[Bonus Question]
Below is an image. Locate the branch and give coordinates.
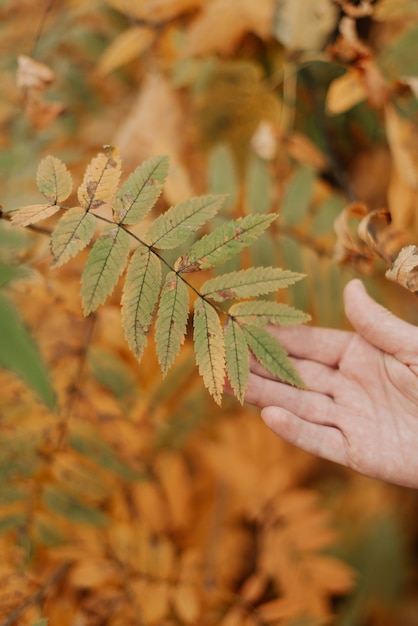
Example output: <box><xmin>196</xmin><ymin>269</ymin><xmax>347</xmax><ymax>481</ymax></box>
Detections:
<box><xmin>0</xmin><ymin>562</ymin><xmax>70</xmax><ymax>626</ymax></box>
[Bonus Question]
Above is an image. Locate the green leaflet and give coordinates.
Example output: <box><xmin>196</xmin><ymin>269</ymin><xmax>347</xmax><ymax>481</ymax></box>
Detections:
<box><xmin>280</xmin><ymin>165</ymin><xmax>315</xmax><ymax>226</ymax></box>
<box><xmin>155</xmin><ymin>272</ymin><xmax>190</xmax><ymax>375</ymax></box>
<box><xmin>36</xmin><ymin>155</ymin><xmax>73</xmax><ymax>204</ymax></box>
<box><xmin>229</xmin><ymin>300</ymin><xmax>311</xmax><ymax>326</ymax></box>
<box><xmin>175</xmin><ymin>214</ymin><xmax>277</xmax><ymax>272</ymax></box>
<box><xmin>121</xmin><ymin>247</ymin><xmax>162</xmax><ymax>360</ymax></box>
<box><xmin>193</xmin><ymin>297</ymin><xmax>225</xmax><ymax>405</ymax></box>
<box><xmin>224</xmin><ymin>319</ymin><xmax>249</xmax><ymax>405</ymax></box>
<box><xmin>81</xmin><ymin>225</ymin><xmax>130</xmax><ymax>315</ymax></box>
<box><xmin>42</xmin><ymin>486</ymin><xmax>109</xmax><ymax>527</ymax></box>
<box><xmin>201</xmin><ymin>267</ymin><xmax>304</xmax><ymax>302</ymax></box>
<box><xmin>243</xmin><ymin>325</ymin><xmax>305</xmax><ymax>388</ymax></box>
<box><xmin>0</xmin><ymin>293</ymin><xmax>55</xmax><ymax>408</ymax></box>
<box><xmin>77</xmin><ymin>146</ymin><xmax>121</xmax><ymax>210</ymax></box>
<box><xmin>112</xmin><ymin>155</ymin><xmax>169</xmax><ymax>224</ymax></box>
<box><xmin>51</xmin><ymin>207</ymin><xmax>96</xmax><ymax>267</ymax></box>
<box><xmin>146</xmin><ymin>194</ymin><xmax>225</xmax><ymax>249</ymax></box>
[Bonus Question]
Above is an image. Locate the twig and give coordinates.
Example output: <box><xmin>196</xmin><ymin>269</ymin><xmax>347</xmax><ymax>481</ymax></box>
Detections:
<box><xmin>31</xmin><ymin>0</ymin><xmax>59</xmax><ymax>58</ymax></box>
<box><xmin>0</xmin><ymin>562</ymin><xmax>70</xmax><ymax>626</ymax></box>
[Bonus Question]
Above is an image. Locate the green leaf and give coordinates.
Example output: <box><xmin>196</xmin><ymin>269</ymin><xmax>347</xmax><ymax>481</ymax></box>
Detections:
<box><xmin>11</xmin><ymin>203</ymin><xmax>61</xmax><ymax>227</ymax></box>
<box><xmin>176</xmin><ymin>214</ymin><xmax>277</xmax><ymax>272</ymax></box>
<box><xmin>155</xmin><ymin>272</ymin><xmax>190</xmax><ymax>375</ymax></box>
<box><xmin>42</xmin><ymin>486</ymin><xmax>109</xmax><ymax>527</ymax></box>
<box><xmin>36</xmin><ymin>155</ymin><xmax>73</xmax><ymax>204</ymax></box>
<box><xmin>201</xmin><ymin>267</ymin><xmax>304</xmax><ymax>302</ymax></box>
<box><xmin>229</xmin><ymin>300</ymin><xmax>311</xmax><ymax>326</ymax></box>
<box><xmin>112</xmin><ymin>155</ymin><xmax>169</xmax><ymax>224</ymax></box>
<box><xmin>243</xmin><ymin>325</ymin><xmax>305</xmax><ymax>388</ymax></box>
<box><xmin>312</xmin><ymin>194</ymin><xmax>346</xmax><ymax>236</ymax></box>
<box><xmin>81</xmin><ymin>224</ymin><xmax>130</xmax><ymax>315</ymax></box>
<box><xmin>224</xmin><ymin>319</ymin><xmax>249</xmax><ymax>404</ymax></box>
<box><xmin>193</xmin><ymin>297</ymin><xmax>225</xmax><ymax>405</ymax></box>
<box><xmin>88</xmin><ymin>347</ymin><xmax>138</xmax><ymax>401</ymax></box>
<box><xmin>246</xmin><ymin>153</ymin><xmax>273</xmax><ymax>214</ymax></box>
<box><xmin>0</xmin><ymin>262</ymin><xmax>27</xmax><ymax>287</ymax></box>
<box><xmin>51</xmin><ymin>207</ymin><xmax>97</xmax><ymax>267</ymax></box>
<box><xmin>280</xmin><ymin>165</ymin><xmax>315</xmax><ymax>226</ymax></box>
<box><xmin>70</xmin><ymin>426</ymin><xmax>143</xmax><ymax>480</ymax></box>
<box><xmin>146</xmin><ymin>194</ymin><xmax>225</xmax><ymax>249</ymax></box>
<box><xmin>121</xmin><ymin>247</ymin><xmax>162</xmax><ymax>359</ymax></box>
<box><xmin>207</xmin><ymin>143</ymin><xmax>238</xmax><ymax>211</ymax></box>
<box><xmin>378</xmin><ymin>23</ymin><xmax>418</xmax><ymax>79</ymax></box>
<box><xmin>77</xmin><ymin>146</ymin><xmax>121</xmax><ymax>210</ymax></box>
<box><xmin>0</xmin><ymin>293</ymin><xmax>55</xmax><ymax>408</ymax></box>
<box><xmin>0</xmin><ymin>513</ymin><xmax>26</xmax><ymax>535</ymax></box>
<box><xmin>31</xmin><ymin>619</ymin><xmax>48</xmax><ymax>626</ymax></box>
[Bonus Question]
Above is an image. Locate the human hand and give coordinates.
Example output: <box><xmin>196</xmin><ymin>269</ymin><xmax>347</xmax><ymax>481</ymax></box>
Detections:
<box><xmin>244</xmin><ymin>279</ymin><xmax>418</xmax><ymax>488</ymax></box>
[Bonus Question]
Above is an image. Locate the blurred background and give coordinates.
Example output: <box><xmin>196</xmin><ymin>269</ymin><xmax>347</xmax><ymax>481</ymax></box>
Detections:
<box><xmin>1</xmin><ymin>0</ymin><xmax>418</xmax><ymax>624</ymax></box>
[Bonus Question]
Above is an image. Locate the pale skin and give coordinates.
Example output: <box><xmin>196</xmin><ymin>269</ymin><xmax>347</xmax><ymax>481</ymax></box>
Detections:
<box><xmin>244</xmin><ymin>279</ymin><xmax>418</xmax><ymax>488</ymax></box>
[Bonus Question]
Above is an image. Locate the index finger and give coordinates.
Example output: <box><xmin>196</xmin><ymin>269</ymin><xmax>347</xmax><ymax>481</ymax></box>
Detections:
<box><xmin>259</xmin><ymin>325</ymin><xmax>353</xmax><ymax>367</ymax></box>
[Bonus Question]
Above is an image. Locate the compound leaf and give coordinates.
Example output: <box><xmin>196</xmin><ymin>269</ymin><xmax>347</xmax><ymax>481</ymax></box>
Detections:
<box><xmin>175</xmin><ymin>214</ymin><xmax>277</xmax><ymax>272</ymax></box>
<box><xmin>201</xmin><ymin>267</ymin><xmax>304</xmax><ymax>302</ymax></box>
<box><xmin>155</xmin><ymin>272</ymin><xmax>190</xmax><ymax>375</ymax></box>
<box><xmin>112</xmin><ymin>154</ymin><xmax>169</xmax><ymax>224</ymax></box>
<box><xmin>121</xmin><ymin>247</ymin><xmax>162</xmax><ymax>360</ymax></box>
<box><xmin>146</xmin><ymin>194</ymin><xmax>225</xmax><ymax>249</ymax></box>
<box><xmin>81</xmin><ymin>225</ymin><xmax>130</xmax><ymax>315</ymax></box>
<box><xmin>243</xmin><ymin>325</ymin><xmax>305</xmax><ymax>388</ymax></box>
<box><xmin>11</xmin><ymin>203</ymin><xmax>60</xmax><ymax>227</ymax></box>
<box><xmin>51</xmin><ymin>207</ymin><xmax>97</xmax><ymax>267</ymax></box>
<box><xmin>224</xmin><ymin>319</ymin><xmax>249</xmax><ymax>404</ymax></box>
<box><xmin>193</xmin><ymin>297</ymin><xmax>225</xmax><ymax>405</ymax></box>
<box><xmin>78</xmin><ymin>146</ymin><xmax>121</xmax><ymax>210</ymax></box>
<box><xmin>36</xmin><ymin>155</ymin><xmax>73</xmax><ymax>203</ymax></box>
<box><xmin>229</xmin><ymin>300</ymin><xmax>311</xmax><ymax>326</ymax></box>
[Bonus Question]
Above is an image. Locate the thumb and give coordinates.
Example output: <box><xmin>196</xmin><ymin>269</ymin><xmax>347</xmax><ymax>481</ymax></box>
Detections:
<box><xmin>343</xmin><ymin>279</ymin><xmax>418</xmax><ymax>362</ymax></box>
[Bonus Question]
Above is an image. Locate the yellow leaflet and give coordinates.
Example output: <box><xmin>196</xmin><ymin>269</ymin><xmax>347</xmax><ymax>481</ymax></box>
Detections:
<box><xmin>77</xmin><ymin>146</ymin><xmax>121</xmax><ymax>210</ymax></box>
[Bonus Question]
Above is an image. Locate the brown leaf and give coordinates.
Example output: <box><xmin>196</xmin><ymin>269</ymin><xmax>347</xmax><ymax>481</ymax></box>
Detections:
<box><xmin>333</xmin><ymin>202</ymin><xmax>376</xmax><ymax>273</ymax></box>
<box><xmin>357</xmin><ymin>207</ymin><xmax>403</xmax><ymax>263</ymax></box>
<box><xmin>386</xmin><ymin>245</ymin><xmax>418</xmax><ymax>293</ymax></box>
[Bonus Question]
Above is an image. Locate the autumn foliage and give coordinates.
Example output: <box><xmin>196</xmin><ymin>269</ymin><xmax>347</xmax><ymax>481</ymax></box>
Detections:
<box><xmin>1</xmin><ymin>1</ymin><xmax>418</xmax><ymax>625</ymax></box>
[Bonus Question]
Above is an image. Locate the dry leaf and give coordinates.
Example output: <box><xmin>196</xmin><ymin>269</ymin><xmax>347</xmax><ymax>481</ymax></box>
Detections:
<box><xmin>171</xmin><ymin>583</ymin><xmax>201</xmax><ymax>624</ymax></box>
<box><xmin>333</xmin><ymin>202</ymin><xmax>376</xmax><ymax>273</ymax></box>
<box><xmin>386</xmin><ymin>245</ymin><xmax>418</xmax><ymax>292</ymax></box>
<box><xmin>185</xmin><ymin>0</ymin><xmax>275</xmax><ymax>56</ymax></box>
<box><xmin>103</xmin><ymin>0</ymin><xmax>202</xmax><ymax>21</ymax></box>
<box><xmin>358</xmin><ymin>207</ymin><xmax>410</xmax><ymax>263</ymax></box>
<box><xmin>17</xmin><ymin>54</ymin><xmax>55</xmax><ymax>91</ymax></box>
<box><xmin>326</xmin><ymin>69</ymin><xmax>367</xmax><ymax>115</ymax></box>
<box><xmin>97</xmin><ymin>26</ymin><xmax>155</xmax><ymax>75</ymax></box>
<box><xmin>114</xmin><ymin>73</ymin><xmax>194</xmax><ymax>204</ymax></box>
<box><xmin>69</xmin><ymin>559</ymin><xmax>119</xmax><ymax>589</ymax></box>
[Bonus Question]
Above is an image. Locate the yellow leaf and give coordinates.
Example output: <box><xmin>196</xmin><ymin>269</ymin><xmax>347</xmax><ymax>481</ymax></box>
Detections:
<box><xmin>98</xmin><ymin>26</ymin><xmax>155</xmax><ymax>75</ymax></box>
<box><xmin>132</xmin><ymin>479</ymin><xmax>169</xmax><ymax>534</ymax></box>
<box><xmin>103</xmin><ymin>0</ymin><xmax>202</xmax><ymax>21</ymax></box>
<box><xmin>185</xmin><ymin>0</ymin><xmax>275</xmax><ymax>56</ymax></box>
<box><xmin>11</xmin><ymin>203</ymin><xmax>58</xmax><ymax>227</ymax></box>
<box><xmin>326</xmin><ymin>69</ymin><xmax>367</xmax><ymax>115</ymax></box>
<box><xmin>133</xmin><ymin>578</ymin><xmax>171</xmax><ymax>625</ymax></box>
<box><xmin>77</xmin><ymin>146</ymin><xmax>122</xmax><ymax>210</ymax></box>
<box><xmin>154</xmin><ymin>451</ymin><xmax>192</xmax><ymax>531</ymax></box>
<box><xmin>69</xmin><ymin>558</ymin><xmax>119</xmax><ymax>588</ymax></box>
<box><xmin>171</xmin><ymin>583</ymin><xmax>201</xmax><ymax>624</ymax></box>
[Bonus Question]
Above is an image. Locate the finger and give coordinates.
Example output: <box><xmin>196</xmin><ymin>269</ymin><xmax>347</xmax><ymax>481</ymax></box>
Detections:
<box><xmin>344</xmin><ymin>279</ymin><xmax>418</xmax><ymax>363</ymax></box>
<box><xmin>261</xmin><ymin>406</ymin><xmax>347</xmax><ymax>467</ymax></box>
<box><xmin>250</xmin><ymin>357</ymin><xmax>339</xmax><ymax>397</ymax></box>
<box><xmin>258</xmin><ymin>325</ymin><xmax>353</xmax><ymax>367</ymax></box>
<box><xmin>244</xmin><ymin>371</ymin><xmax>339</xmax><ymax>426</ymax></box>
